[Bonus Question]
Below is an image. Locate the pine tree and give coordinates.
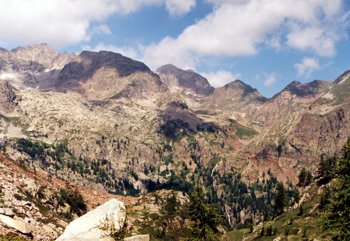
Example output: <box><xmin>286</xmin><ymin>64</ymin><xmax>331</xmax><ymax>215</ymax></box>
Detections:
<box><xmin>266</xmin><ymin>226</ymin><xmax>273</xmax><ymax>236</ymax></box>
<box><xmin>274</xmin><ymin>182</ymin><xmax>286</xmax><ymax>215</ymax></box>
<box><xmin>297</xmin><ymin>168</ymin><xmax>307</xmax><ymax>187</ymax></box>
<box><xmin>305</xmin><ymin>171</ymin><xmax>313</xmax><ymax>186</ymax></box>
<box><xmin>293</xmin><ymin>187</ymin><xmax>300</xmax><ymax>205</ymax></box>
<box><xmin>298</xmin><ymin>205</ymin><xmax>303</xmax><ymax>216</ymax></box>
<box><xmin>325</xmin><ymin>137</ymin><xmax>350</xmax><ymax>239</ymax></box>
<box><xmin>263</xmin><ymin>210</ymin><xmax>270</xmax><ymax>222</ymax></box>
<box><xmin>188</xmin><ymin>180</ymin><xmax>223</xmax><ymax>240</ymax></box>
<box><xmin>317</xmin><ymin>155</ymin><xmax>336</xmax><ymax>185</ymax></box>
<box><xmin>260</xmin><ymin>227</ymin><xmax>265</xmax><ymax>236</ymax></box>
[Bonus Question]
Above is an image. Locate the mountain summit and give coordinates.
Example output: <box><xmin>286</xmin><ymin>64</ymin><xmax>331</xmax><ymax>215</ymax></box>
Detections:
<box><xmin>156</xmin><ymin>64</ymin><xmax>214</xmax><ymax>96</ymax></box>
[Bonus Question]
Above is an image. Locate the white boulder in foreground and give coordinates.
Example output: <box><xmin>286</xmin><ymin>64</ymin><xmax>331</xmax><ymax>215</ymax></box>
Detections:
<box><xmin>124</xmin><ymin>235</ymin><xmax>150</xmax><ymax>241</ymax></box>
<box><xmin>57</xmin><ymin>198</ymin><xmax>126</xmax><ymax>241</ymax></box>
<box><xmin>0</xmin><ymin>214</ymin><xmax>31</xmax><ymax>234</ymax></box>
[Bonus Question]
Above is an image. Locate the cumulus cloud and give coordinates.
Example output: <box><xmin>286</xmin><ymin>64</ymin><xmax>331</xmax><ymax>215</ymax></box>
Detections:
<box><xmin>0</xmin><ymin>0</ymin><xmax>195</xmax><ymax>48</ymax></box>
<box><xmin>264</xmin><ymin>72</ymin><xmax>278</xmax><ymax>87</ymax></box>
<box><xmin>201</xmin><ymin>70</ymin><xmax>241</xmax><ymax>88</ymax></box>
<box><xmin>294</xmin><ymin>57</ymin><xmax>322</xmax><ymax>77</ymax></box>
<box><xmin>164</xmin><ymin>0</ymin><xmax>196</xmax><ymax>16</ymax></box>
<box><xmin>141</xmin><ymin>0</ymin><xmax>348</xmax><ymax>69</ymax></box>
<box><xmin>91</xmin><ymin>24</ymin><xmax>112</xmax><ymax>35</ymax></box>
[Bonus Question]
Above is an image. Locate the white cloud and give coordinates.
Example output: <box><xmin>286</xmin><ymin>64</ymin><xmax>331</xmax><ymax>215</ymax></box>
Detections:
<box><xmin>83</xmin><ymin>42</ymin><xmax>139</xmax><ymax>60</ymax></box>
<box><xmin>264</xmin><ymin>72</ymin><xmax>278</xmax><ymax>87</ymax></box>
<box><xmin>294</xmin><ymin>57</ymin><xmax>322</xmax><ymax>77</ymax></box>
<box><xmin>164</xmin><ymin>0</ymin><xmax>196</xmax><ymax>17</ymax></box>
<box><xmin>0</xmin><ymin>0</ymin><xmax>195</xmax><ymax>48</ymax></box>
<box><xmin>141</xmin><ymin>0</ymin><xmax>348</xmax><ymax>69</ymax></box>
<box><xmin>265</xmin><ymin>37</ymin><xmax>282</xmax><ymax>51</ymax></box>
<box><xmin>286</xmin><ymin>24</ymin><xmax>341</xmax><ymax>57</ymax></box>
<box><xmin>91</xmin><ymin>24</ymin><xmax>112</xmax><ymax>35</ymax></box>
<box><xmin>201</xmin><ymin>70</ymin><xmax>241</xmax><ymax>88</ymax></box>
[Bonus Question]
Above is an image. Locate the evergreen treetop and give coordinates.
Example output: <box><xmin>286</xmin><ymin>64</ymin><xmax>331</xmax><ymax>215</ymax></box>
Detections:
<box><xmin>188</xmin><ymin>180</ymin><xmax>223</xmax><ymax>240</ymax></box>
<box><xmin>325</xmin><ymin>137</ymin><xmax>350</xmax><ymax>240</ymax></box>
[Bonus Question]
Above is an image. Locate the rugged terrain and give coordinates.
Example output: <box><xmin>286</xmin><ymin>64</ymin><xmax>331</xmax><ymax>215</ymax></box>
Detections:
<box><xmin>0</xmin><ymin>151</ymin><xmax>138</xmax><ymax>240</ymax></box>
<box><xmin>0</xmin><ymin>43</ymin><xmax>350</xmax><ymax>232</ymax></box>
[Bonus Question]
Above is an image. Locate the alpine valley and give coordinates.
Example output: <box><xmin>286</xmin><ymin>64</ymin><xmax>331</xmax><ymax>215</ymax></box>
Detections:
<box><xmin>0</xmin><ymin>43</ymin><xmax>350</xmax><ymax>240</ymax></box>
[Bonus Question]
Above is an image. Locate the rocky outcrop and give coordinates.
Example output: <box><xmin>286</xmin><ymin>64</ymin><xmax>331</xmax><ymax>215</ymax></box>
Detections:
<box><xmin>53</xmin><ymin>51</ymin><xmax>167</xmax><ymax>102</ymax></box>
<box><xmin>0</xmin><ymin>43</ymin><xmax>71</xmax><ymax>90</ymax></box>
<box><xmin>124</xmin><ymin>235</ymin><xmax>150</xmax><ymax>241</ymax></box>
<box><xmin>0</xmin><ymin>79</ymin><xmax>16</xmax><ymax>114</ymax></box>
<box><xmin>156</xmin><ymin>64</ymin><xmax>214</xmax><ymax>108</ymax></box>
<box><xmin>0</xmin><ymin>162</ymin><xmax>64</xmax><ymax>240</ymax></box>
<box><xmin>156</xmin><ymin>64</ymin><xmax>214</xmax><ymax>96</ymax></box>
<box><xmin>202</xmin><ymin>79</ymin><xmax>266</xmax><ymax>126</ymax></box>
<box><xmin>0</xmin><ymin>214</ymin><xmax>31</xmax><ymax>234</ymax></box>
<box><xmin>57</xmin><ymin>198</ymin><xmax>126</xmax><ymax>241</ymax></box>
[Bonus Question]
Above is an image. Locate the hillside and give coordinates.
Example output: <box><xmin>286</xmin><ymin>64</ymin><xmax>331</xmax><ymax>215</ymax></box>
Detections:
<box><xmin>0</xmin><ymin>151</ymin><xmax>138</xmax><ymax>240</ymax></box>
<box><xmin>1</xmin><ymin>44</ymin><xmax>350</xmax><ymax>236</ymax></box>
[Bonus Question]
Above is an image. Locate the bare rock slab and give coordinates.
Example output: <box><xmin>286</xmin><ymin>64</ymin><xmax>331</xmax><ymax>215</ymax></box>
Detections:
<box><xmin>57</xmin><ymin>198</ymin><xmax>125</xmax><ymax>241</ymax></box>
<box><xmin>124</xmin><ymin>235</ymin><xmax>150</xmax><ymax>241</ymax></box>
<box><xmin>0</xmin><ymin>214</ymin><xmax>31</xmax><ymax>234</ymax></box>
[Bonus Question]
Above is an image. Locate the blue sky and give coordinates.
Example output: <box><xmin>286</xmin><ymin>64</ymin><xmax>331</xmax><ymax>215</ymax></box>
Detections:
<box><xmin>0</xmin><ymin>0</ymin><xmax>350</xmax><ymax>97</ymax></box>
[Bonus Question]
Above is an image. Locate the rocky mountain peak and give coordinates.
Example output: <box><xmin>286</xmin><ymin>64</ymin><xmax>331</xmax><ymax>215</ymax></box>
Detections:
<box><xmin>272</xmin><ymin>79</ymin><xmax>331</xmax><ymax>99</ymax></box>
<box><xmin>11</xmin><ymin>43</ymin><xmax>58</xmax><ymax>63</ymax></box>
<box><xmin>216</xmin><ymin>79</ymin><xmax>265</xmax><ymax>101</ymax></box>
<box><xmin>156</xmin><ymin>64</ymin><xmax>214</xmax><ymax>96</ymax></box>
<box><xmin>333</xmin><ymin>69</ymin><xmax>350</xmax><ymax>85</ymax></box>
<box><xmin>76</xmin><ymin>50</ymin><xmax>151</xmax><ymax>78</ymax></box>
<box><xmin>54</xmin><ymin>50</ymin><xmax>165</xmax><ymax>101</ymax></box>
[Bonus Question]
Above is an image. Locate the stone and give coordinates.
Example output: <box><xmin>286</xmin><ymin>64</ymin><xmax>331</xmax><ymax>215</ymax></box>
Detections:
<box><xmin>0</xmin><ymin>208</ymin><xmax>14</xmax><ymax>217</ymax></box>
<box><xmin>124</xmin><ymin>235</ymin><xmax>150</xmax><ymax>241</ymax></box>
<box><xmin>0</xmin><ymin>79</ymin><xmax>16</xmax><ymax>114</ymax></box>
<box><xmin>0</xmin><ymin>214</ymin><xmax>31</xmax><ymax>233</ymax></box>
<box><xmin>24</xmin><ymin>179</ymin><xmax>39</xmax><ymax>197</ymax></box>
<box><xmin>99</xmin><ymin>238</ymin><xmax>114</xmax><ymax>241</ymax></box>
<box><xmin>57</xmin><ymin>203</ymin><xmax>71</xmax><ymax>214</ymax></box>
<box><xmin>57</xmin><ymin>198</ymin><xmax>125</xmax><ymax>241</ymax></box>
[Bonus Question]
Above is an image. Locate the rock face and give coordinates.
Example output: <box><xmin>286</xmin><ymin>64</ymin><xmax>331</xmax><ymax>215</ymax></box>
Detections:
<box><xmin>202</xmin><ymin>79</ymin><xmax>267</xmax><ymax>126</ymax></box>
<box><xmin>124</xmin><ymin>235</ymin><xmax>150</xmax><ymax>241</ymax></box>
<box><xmin>156</xmin><ymin>64</ymin><xmax>214</xmax><ymax>96</ymax></box>
<box><xmin>54</xmin><ymin>51</ymin><xmax>167</xmax><ymax>101</ymax></box>
<box><xmin>0</xmin><ymin>214</ymin><xmax>31</xmax><ymax>234</ymax></box>
<box><xmin>0</xmin><ymin>43</ymin><xmax>71</xmax><ymax>90</ymax></box>
<box><xmin>57</xmin><ymin>198</ymin><xmax>126</xmax><ymax>241</ymax></box>
<box><xmin>0</xmin><ymin>79</ymin><xmax>16</xmax><ymax>114</ymax></box>
<box><xmin>156</xmin><ymin>64</ymin><xmax>214</xmax><ymax>108</ymax></box>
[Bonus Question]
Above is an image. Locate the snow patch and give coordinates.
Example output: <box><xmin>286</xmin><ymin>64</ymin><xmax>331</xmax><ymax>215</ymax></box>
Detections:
<box><xmin>0</xmin><ymin>73</ymin><xmax>15</xmax><ymax>79</ymax></box>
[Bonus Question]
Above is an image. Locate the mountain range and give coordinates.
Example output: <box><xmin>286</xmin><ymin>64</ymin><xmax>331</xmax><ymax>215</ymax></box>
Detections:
<box><xmin>0</xmin><ymin>43</ymin><xmax>350</xmax><ymax>229</ymax></box>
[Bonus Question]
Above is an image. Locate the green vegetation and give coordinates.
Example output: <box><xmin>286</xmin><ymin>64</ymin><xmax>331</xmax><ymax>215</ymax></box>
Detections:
<box><xmin>274</xmin><ymin>182</ymin><xmax>286</xmax><ymax>215</ymax></box>
<box><xmin>135</xmin><ymin>191</ymin><xmax>192</xmax><ymax>240</ymax></box>
<box><xmin>0</xmin><ymin>233</ymin><xmax>27</xmax><ymax>241</ymax></box>
<box><xmin>188</xmin><ymin>181</ymin><xmax>224</xmax><ymax>240</ymax></box>
<box><xmin>225</xmin><ymin>137</ymin><xmax>350</xmax><ymax>240</ymax></box>
<box><xmin>0</xmin><ymin>114</ymin><xmax>28</xmax><ymax>129</ymax></box>
<box><xmin>228</xmin><ymin>119</ymin><xmax>258</xmax><ymax>139</ymax></box>
<box><xmin>52</xmin><ymin>185</ymin><xmax>87</xmax><ymax>217</ymax></box>
<box><xmin>325</xmin><ymin>137</ymin><xmax>350</xmax><ymax>239</ymax></box>
<box><xmin>135</xmin><ymin>185</ymin><xmax>224</xmax><ymax>240</ymax></box>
